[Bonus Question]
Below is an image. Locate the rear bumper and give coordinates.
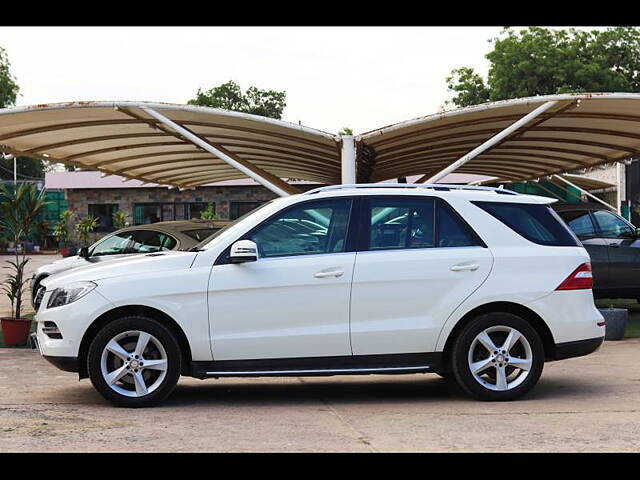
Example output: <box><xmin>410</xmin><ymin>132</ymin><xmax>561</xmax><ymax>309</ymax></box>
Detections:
<box><xmin>553</xmin><ymin>336</ymin><xmax>604</xmax><ymax>361</ymax></box>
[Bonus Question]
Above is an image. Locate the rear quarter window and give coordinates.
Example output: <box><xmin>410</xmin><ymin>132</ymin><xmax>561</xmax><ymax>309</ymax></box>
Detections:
<box><xmin>473</xmin><ymin>201</ymin><xmax>579</xmax><ymax>247</ymax></box>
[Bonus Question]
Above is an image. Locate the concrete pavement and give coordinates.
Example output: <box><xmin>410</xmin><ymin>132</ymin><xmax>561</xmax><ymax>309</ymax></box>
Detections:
<box><xmin>0</xmin><ymin>340</ymin><xmax>639</xmax><ymax>452</ymax></box>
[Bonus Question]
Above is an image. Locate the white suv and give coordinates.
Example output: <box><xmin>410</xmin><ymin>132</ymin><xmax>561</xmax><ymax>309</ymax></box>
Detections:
<box><xmin>32</xmin><ymin>185</ymin><xmax>605</xmax><ymax>407</ymax></box>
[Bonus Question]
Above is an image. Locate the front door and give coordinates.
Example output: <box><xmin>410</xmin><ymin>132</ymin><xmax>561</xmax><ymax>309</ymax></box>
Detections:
<box><xmin>350</xmin><ymin>196</ymin><xmax>493</xmax><ymax>355</ymax></box>
<box><xmin>591</xmin><ymin>209</ymin><xmax>640</xmax><ymax>295</ymax></box>
<box><xmin>208</xmin><ymin>198</ymin><xmax>355</xmax><ymax>360</ymax></box>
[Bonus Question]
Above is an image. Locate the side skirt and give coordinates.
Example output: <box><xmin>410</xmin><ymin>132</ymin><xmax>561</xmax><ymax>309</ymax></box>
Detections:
<box><xmin>189</xmin><ymin>352</ymin><xmax>443</xmax><ymax>379</ymax></box>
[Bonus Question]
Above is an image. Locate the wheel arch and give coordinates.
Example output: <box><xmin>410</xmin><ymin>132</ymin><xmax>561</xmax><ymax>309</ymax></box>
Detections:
<box><xmin>440</xmin><ymin>301</ymin><xmax>556</xmax><ymax>372</ymax></box>
<box><xmin>77</xmin><ymin>305</ymin><xmax>193</xmax><ymax>379</ymax></box>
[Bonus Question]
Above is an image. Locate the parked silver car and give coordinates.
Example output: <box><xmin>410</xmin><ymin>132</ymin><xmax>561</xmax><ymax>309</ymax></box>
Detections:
<box><xmin>31</xmin><ymin>220</ymin><xmax>228</xmax><ymax>308</ymax></box>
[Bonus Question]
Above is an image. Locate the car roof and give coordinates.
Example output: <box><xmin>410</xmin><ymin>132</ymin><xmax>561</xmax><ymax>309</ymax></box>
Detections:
<box><xmin>297</xmin><ymin>184</ymin><xmax>555</xmax><ymax>205</ymax></box>
<box><xmin>551</xmin><ymin>202</ymin><xmax>612</xmax><ymax>212</ymax></box>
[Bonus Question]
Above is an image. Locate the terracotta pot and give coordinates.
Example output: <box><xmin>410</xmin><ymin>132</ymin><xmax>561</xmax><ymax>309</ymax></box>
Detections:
<box><xmin>1</xmin><ymin>318</ymin><xmax>32</xmax><ymax>346</ymax></box>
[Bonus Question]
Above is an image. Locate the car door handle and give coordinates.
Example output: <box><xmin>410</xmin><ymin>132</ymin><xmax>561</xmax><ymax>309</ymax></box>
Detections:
<box><xmin>314</xmin><ymin>269</ymin><xmax>344</xmax><ymax>278</ymax></box>
<box><xmin>450</xmin><ymin>263</ymin><xmax>480</xmax><ymax>272</ymax></box>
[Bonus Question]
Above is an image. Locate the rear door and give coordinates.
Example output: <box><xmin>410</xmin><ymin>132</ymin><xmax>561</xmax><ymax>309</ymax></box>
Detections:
<box><xmin>591</xmin><ymin>209</ymin><xmax>640</xmax><ymax>294</ymax></box>
<box><xmin>349</xmin><ymin>196</ymin><xmax>493</xmax><ymax>355</ymax></box>
<box><xmin>556</xmin><ymin>209</ymin><xmax>610</xmax><ymax>292</ymax></box>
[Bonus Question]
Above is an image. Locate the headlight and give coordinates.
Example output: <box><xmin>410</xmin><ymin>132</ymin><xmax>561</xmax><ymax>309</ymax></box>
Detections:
<box><xmin>47</xmin><ymin>281</ymin><xmax>97</xmax><ymax>309</ymax></box>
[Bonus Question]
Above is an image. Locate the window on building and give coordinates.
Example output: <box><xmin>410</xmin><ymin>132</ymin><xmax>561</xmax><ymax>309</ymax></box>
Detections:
<box><xmin>230</xmin><ymin>201</ymin><xmax>264</xmax><ymax>220</ymax></box>
<box><xmin>188</xmin><ymin>202</ymin><xmax>210</xmax><ymax>219</ymax></box>
<box><xmin>134</xmin><ymin>204</ymin><xmax>163</xmax><ymax>225</ymax></box>
<box><xmin>88</xmin><ymin>204</ymin><xmax>119</xmax><ymax>232</ymax></box>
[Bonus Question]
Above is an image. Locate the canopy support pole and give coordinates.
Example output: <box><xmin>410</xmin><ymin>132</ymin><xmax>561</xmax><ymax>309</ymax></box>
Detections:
<box><xmin>551</xmin><ymin>174</ymin><xmax>618</xmax><ymax>211</ymax></box>
<box><xmin>423</xmin><ymin>100</ymin><xmax>560</xmax><ymax>184</ymax></box>
<box><xmin>140</xmin><ymin>107</ymin><xmax>298</xmax><ymax>197</ymax></box>
<box><xmin>341</xmin><ymin>136</ymin><xmax>356</xmax><ymax>184</ymax></box>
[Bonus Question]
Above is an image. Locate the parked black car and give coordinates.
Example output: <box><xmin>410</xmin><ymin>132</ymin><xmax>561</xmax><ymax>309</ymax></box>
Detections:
<box><xmin>552</xmin><ymin>202</ymin><xmax>640</xmax><ymax>299</ymax></box>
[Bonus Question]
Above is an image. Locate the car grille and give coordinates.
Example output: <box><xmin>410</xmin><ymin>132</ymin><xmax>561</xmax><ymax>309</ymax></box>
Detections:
<box><xmin>33</xmin><ymin>286</ymin><xmax>46</xmax><ymax>311</ymax></box>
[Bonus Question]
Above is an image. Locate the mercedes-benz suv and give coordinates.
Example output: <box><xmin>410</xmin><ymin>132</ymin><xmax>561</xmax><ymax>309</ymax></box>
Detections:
<box><xmin>31</xmin><ymin>185</ymin><xmax>605</xmax><ymax>407</ymax></box>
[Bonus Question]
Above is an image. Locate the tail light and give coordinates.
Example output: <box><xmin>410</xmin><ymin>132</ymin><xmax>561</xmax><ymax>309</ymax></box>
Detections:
<box><xmin>556</xmin><ymin>262</ymin><xmax>593</xmax><ymax>290</ymax></box>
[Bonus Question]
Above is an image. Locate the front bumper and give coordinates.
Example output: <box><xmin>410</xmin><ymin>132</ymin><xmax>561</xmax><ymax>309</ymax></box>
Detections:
<box><xmin>553</xmin><ymin>336</ymin><xmax>604</xmax><ymax>360</ymax></box>
<box><xmin>31</xmin><ymin>333</ymin><xmax>79</xmax><ymax>373</ymax></box>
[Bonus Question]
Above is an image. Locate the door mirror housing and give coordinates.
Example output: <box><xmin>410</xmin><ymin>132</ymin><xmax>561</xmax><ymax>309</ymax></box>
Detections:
<box><xmin>229</xmin><ymin>240</ymin><xmax>258</xmax><ymax>264</ymax></box>
<box><xmin>79</xmin><ymin>246</ymin><xmax>90</xmax><ymax>259</ymax></box>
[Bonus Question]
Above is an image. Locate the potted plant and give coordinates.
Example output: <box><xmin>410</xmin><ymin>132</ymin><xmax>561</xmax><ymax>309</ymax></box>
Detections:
<box><xmin>112</xmin><ymin>210</ymin><xmax>129</xmax><ymax>230</ymax></box>
<box><xmin>599</xmin><ymin>304</ymin><xmax>628</xmax><ymax>341</ymax></box>
<box><xmin>0</xmin><ymin>183</ymin><xmax>48</xmax><ymax>346</ymax></box>
<box><xmin>199</xmin><ymin>203</ymin><xmax>218</xmax><ymax>220</ymax></box>
<box><xmin>53</xmin><ymin>210</ymin><xmax>74</xmax><ymax>257</ymax></box>
<box><xmin>75</xmin><ymin>215</ymin><xmax>99</xmax><ymax>249</ymax></box>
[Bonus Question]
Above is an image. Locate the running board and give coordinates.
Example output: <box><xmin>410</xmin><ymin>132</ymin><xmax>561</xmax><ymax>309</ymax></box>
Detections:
<box><xmin>189</xmin><ymin>352</ymin><xmax>442</xmax><ymax>379</ymax></box>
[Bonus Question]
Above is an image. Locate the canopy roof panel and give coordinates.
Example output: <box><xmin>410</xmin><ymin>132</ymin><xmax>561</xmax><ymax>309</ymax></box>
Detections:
<box><xmin>0</xmin><ymin>101</ymin><xmax>341</xmax><ymax>187</ymax></box>
<box><xmin>359</xmin><ymin>93</ymin><xmax>640</xmax><ymax>183</ymax></box>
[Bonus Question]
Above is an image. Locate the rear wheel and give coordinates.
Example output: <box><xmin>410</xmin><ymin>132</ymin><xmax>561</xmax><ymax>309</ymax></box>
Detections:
<box><xmin>87</xmin><ymin>316</ymin><xmax>181</xmax><ymax>407</ymax></box>
<box><xmin>452</xmin><ymin>313</ymin><xmax>544</xmax><ymax>401</ymax></box>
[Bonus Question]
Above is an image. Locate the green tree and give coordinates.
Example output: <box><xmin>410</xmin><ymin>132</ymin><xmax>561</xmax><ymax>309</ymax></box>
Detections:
<box><xmin>0</xmin><ymin>156</ymin><xmax>45</xmax><ymax>181</ymax></box>
<box><xmin>339</xmin><ymin>127</ymin><xmax>354</xmax><ymax>136</ymax></box>
<box><xmin>446</xmin><ymin>27</ymin><xmax>640</xmax><ymax>107</ymax></box>
<box><xmin>112</xmin><ymin>210</ymin><xmax>129</xmax><ymax>230</ymax></box>
<box><xmin>0</xmin><ymin>46</ymin><xmax>19</xmax><ymax>108</ymax></box>
<box><xmin>188</xmin><ymin>80</ymin><xmax>287</xmax><ymax>119</ymax></box>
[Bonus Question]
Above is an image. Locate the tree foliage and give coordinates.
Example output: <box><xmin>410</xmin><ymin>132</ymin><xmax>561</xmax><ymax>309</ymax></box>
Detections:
<box><xmin>188</xmin><ymin>80</ymin><xmax>287</xmax><ymax>119</ymax></box>
<box><xmin>446</xmin><ymin>27</ymin><xmax>640</xmax><ymax>107</ymax></box>
<box><xmin>0</xmin><ymin>156</ymin><xmax>45</xmax><ymax>180</ymax></box>
<box><xmin>0</xmin><ymin>46</ymin><xmax>19</xmax><ymax>108</ymax></box>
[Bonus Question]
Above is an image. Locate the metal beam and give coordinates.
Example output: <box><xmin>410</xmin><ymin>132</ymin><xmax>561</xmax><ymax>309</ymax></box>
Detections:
<box><xmin>425</xmin><ymin>101</ymin><xmax>560</xmax><ymax>183</ymax></box>
<box><xmin>140</xmin><ymin>107</ymin><xmax>299</xmax><ymax>197</ymax></box>
<box><xmin>341</xmin><ymin>136</ymin><xmax>356</xmax><ymax>184</ymax></box>
<box><xmin>551</xmin><ymin>174</ymin><xmax>618</xmax><ymax>211</ymax></box>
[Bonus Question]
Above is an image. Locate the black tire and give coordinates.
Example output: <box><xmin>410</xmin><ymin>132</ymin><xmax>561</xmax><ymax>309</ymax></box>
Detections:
<box><xmin>452</xmin><ymin>312</ymin><xmax>544</xmax><ymax>401</ymax></box>
<box><xmin>87</xmin><ymin>316</ymin><xmax>181</xmax><ymax>407</ymax></box>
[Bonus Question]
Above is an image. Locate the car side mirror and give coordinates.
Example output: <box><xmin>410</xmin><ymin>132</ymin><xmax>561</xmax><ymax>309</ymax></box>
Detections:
<box><xmin>229</xmin><ymin>240</ymin><xmax>258</xmax><ymax>264</ymax></box>
<box><xmin>79</xmin><ymin>246</ymin><xmax>90</xmax><ymax>259</ymax></box>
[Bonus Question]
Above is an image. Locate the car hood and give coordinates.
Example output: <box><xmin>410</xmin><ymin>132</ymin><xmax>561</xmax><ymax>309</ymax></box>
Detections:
<box><xmin>41</xmin><ymin>251</ymin><xmax>198</xmax><ymax>290</ymax></box>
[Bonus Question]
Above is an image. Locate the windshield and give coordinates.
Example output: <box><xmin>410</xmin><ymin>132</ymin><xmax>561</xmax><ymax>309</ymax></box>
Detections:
<box><xmin>194</xmin><ymin>200</ymin><xmax>277</xmax><ymax>250</ymax></box>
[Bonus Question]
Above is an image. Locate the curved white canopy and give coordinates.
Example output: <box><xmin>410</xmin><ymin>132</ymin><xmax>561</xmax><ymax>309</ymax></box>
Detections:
<box><xmin>359</xmin><ymin>93</ymin><xmax>640</xmax><ymax>183</ymax></box>
<box><xmin>1</xmin><ymin>93</ymin><xmax>639</xmax><ymax>191</ymax></box>
<box><xmin>0</xmin><ymin>101</ymin><xmax>341</xmax><ymax>191</ymax></box>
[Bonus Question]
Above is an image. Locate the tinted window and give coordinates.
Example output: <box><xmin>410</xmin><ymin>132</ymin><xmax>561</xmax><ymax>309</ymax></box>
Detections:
<box><xmin>437</xmin><ymin>202</ymin><xmax>479</xmax><ymax>247</ymax></box>
<box><xmin>592</xmin><ymin>210</ymin><xmax>635</xmax><ymax>238</ymax></box>
<box><xmin>128</xmin><ymin>230</ymin><xmax>177</xmax><ymax>253</ymax></box>
<box><xmin>91</xmin><ymin>232</ymin><xmax>134</xmax><ymax>256</ymax></box>
<box><xmin>251</xmin><ymin>199</ymin><xmax>351</xmax><ymax>258</ymax></box>
<box><xmin>366</xmin><ymin>197</ymin><xmax>481</xmax><ymax>251</ymax></box>
<box><xmin>368</xmin><ymin>198</ymin><xmax>435</xmax><ymax>250</ymax></box>
<box><xmin>557</xmin><ymin>210</ymin><xmax>597</xmax><ymax>237</ymax></box>
<box><xmin>473</xmin><ymin>201</ymin><xmax>579</xmax><ymax>247</ymax></box>
<box><xmin>182</xmin><ymin>228</ymin><xmax>219</xmax><ymax>241</ymax></box>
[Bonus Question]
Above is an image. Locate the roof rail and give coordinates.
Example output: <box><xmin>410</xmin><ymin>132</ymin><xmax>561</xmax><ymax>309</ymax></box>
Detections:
<box><xmin>303</xmin><ymin>183</ymin><xmax>520</xmax><ymax>196</ymax></box>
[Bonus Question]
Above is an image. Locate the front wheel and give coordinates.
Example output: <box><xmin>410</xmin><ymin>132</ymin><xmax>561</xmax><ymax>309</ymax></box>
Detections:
<box><xmin>452</xmin><ymin>313</ymin><xmax>544</xmax><ymax>401</ymax></box>
<box><xmin>87</xmin><ymin>316</ymin><xmax>181</xmax><ymax>407</ymax></box>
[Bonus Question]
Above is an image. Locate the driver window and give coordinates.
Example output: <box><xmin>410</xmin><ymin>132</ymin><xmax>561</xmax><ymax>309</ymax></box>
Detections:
<box><xmin>592</xmin><ymin>210</ymin><xmax>634</xmax><ymax>238</ymax></box>
<box><xmin>251</xmin><ymin>199</ymin><xmax>352</xmax><ymax>258</ymax></box>
<box><xmin>91</xmin><ymin>232</ymin><xmax>134</xmax><ymax>256</ymax></box>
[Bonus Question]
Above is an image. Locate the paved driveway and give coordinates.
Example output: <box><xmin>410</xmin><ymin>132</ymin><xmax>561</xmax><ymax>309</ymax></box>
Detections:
<box><xmin>0</xmin><ymin>340</ymin><xmax>639</xmax><ymax>452</ymax></box>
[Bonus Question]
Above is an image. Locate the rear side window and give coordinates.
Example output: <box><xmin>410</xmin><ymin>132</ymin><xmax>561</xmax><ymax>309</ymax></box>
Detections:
<box><xmin>365</xmin><ymin>197</ymin><xmax>482</xmax><ymax>251</ymax></box>
<box><xmin>557</xmin><ymin>210</ymin><xmax>597</xmax><ymax>238</ymax></box>
<box><xmin>473</xmin><ymin>201</ymin><xmax>579</xmax><ymax>247</ymax></box>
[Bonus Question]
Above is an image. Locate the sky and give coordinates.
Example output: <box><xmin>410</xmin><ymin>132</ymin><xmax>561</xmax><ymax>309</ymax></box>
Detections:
<box><xmin>0</xmin><ymin>26</ymin><xmax>605</xmax><ymax>135</ymax></box>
